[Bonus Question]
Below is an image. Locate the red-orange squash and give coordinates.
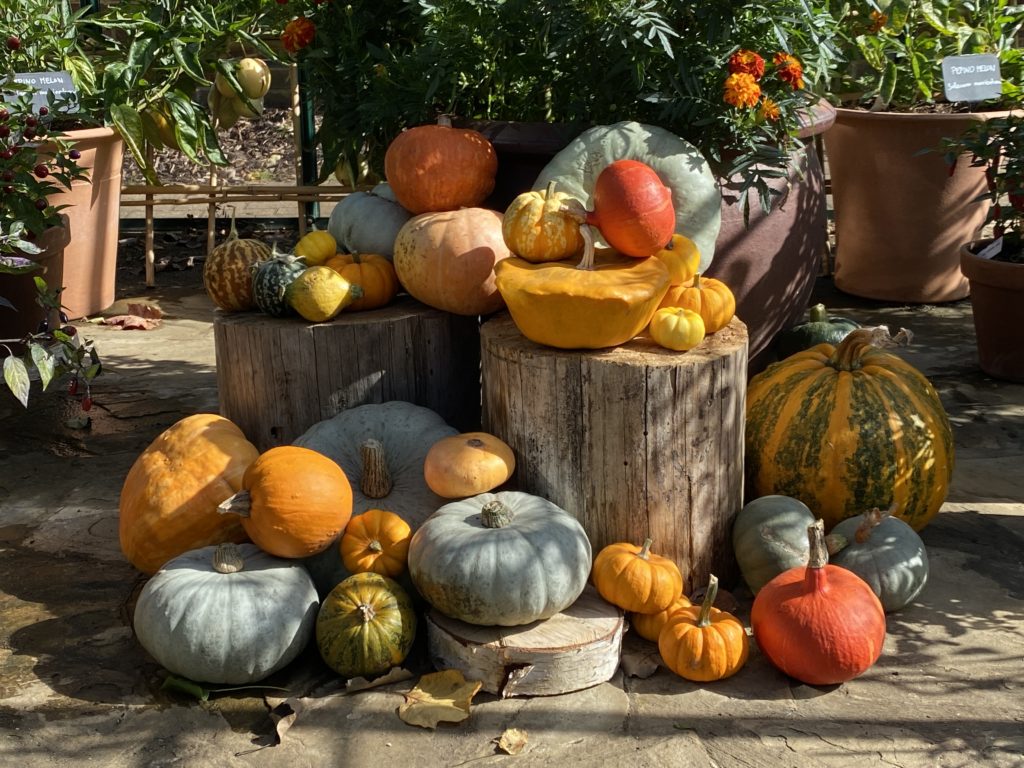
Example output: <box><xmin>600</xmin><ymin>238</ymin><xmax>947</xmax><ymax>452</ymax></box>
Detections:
<box><xmin>585</xmin><ymin>160</ymin><xmax>675</xmax><ymax>258</ymax></box>
<box><xmin>324</xmin><ymin>253</ymin><xmax>399</xmax><ymax>311</ymax></box>
<box><xmin>384</xmin><ymin>116</ymin><xmax>497</xmax><ymax>214</ymax></box>
<box><xmin>393</xmin><ymin>207</ymin><xmax>511</xmax><ymax>316</ymax></box>
<box><xmin>119</xmin><ymin>414</ymin><xmax>259</xmax><ymax>575</ymax></box>
<box><xmin>219</xmin><ymin>446</ymin><xmax>353</xmax><ymax>559</ymax></box>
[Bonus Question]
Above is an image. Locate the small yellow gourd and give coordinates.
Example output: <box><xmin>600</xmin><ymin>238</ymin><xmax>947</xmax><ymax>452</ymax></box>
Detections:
<box><xmin>294</xmin><ymin>227</ymin><xmax>339</xmax><ymax>266</ymax></box>
<box><xmin>285</xmin><ymin>266</ymin><xmax>363</xmax><ymax>322</ymax></box>
<box><xmin>648</xmin><ymin>307</ymin><xmax>706</xmax><ymax>351</ymax></box>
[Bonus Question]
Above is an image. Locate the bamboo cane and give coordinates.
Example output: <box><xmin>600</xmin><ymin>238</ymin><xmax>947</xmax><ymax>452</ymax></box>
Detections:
<box><xmin>144</xmin><ymin>144</ymin><xmax>156</xmax><ymax>287</ymax></box>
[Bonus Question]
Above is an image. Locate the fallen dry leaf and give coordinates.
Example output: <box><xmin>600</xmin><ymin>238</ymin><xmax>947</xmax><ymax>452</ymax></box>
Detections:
<box><xmin>494</xmin><ymin>728</ymin><xmax>528</xmax><ymax>755</ymax></box>
<box><xmin>398</xmin><ymin>670</ymin><xmax>483</xmax><ymax>729</ymax></box>
<box><xmin>346</xmin><ymin>666</ymin><xmax>413</xmax><ymax>694</ymax></box>
<box><xmin>619</xmin><ymin>636</ymin><xmax>662</xmax><ymax>679</ymax></box>
<box><xmin>269</xmin><ymin>699</ymin><xmax>304</xmax><ymax>742</ymax></box>
<box><xmin>101</xmin><ymin>314</ymin><xmax>161</xmax><ymax>330</ymax></box>
<box><xmin>126</xmin><ymin>301</ymin><xmax>163</xmax><ymax>319</ymax></box>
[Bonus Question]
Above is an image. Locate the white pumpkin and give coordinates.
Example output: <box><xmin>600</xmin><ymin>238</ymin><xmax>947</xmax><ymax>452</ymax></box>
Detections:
<box><xmin>327</xmin><ymin>182</ymin><xmax>413</xmax><ymax>259</ymax></box>
<box><xmin>533</xmin><ymin>121</ymin><xmax>722</xmax><ymax>272</ymax></box>
<box><xmin>133</xmin><ymin>543</ymin><xmax>319</xmax><ymax>684</ymax></box>
<box><xmin>408</xmin><ymin>491</ymin><xmax>593</xmax><ymax>626</ymax></box>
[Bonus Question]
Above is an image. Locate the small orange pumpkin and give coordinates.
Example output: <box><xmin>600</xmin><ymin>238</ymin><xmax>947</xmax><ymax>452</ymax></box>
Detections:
<box><xmin>662</xmin><ymin>273</ymin><xmax>736</xmax><ymax>333</ymax></box>
<box><xmin>658</xmin><ymin>574</ymin><xmax>749</xmax><ymax>682</ymax></box>
<box><xmin>653</xmin><ymin>234</ymin><xmax>700</xmax><ymax>286</ymax></box>
<box><xmin>630</xmin><ymin>594</ymin><xmax>692</xmax><ymax>643</ymax></box>
<box><xmin>502</xmin><ymin>181</ymin><xmax>584</xmax><ymax>263</ymax></box>
<box><xmin>324</xmin><ymin>253</ymin><xmax>399</xmax><ymax>311</ymax></box>
<box><xmin>340</xmin><ymin>509</ymin><xmax>412</xmax><ymax>578</ymax></box>
<box><xmin>219</xmin><ymin>446</ymin><xmax>353</xmax><ymax>559</ymax></box>
<box><xmin>591</xmin><ymin>537</ymin><xmax>683</xmax><ymax>614</ymax></box>
<box><xmin>423</xmin><ymin>432</ymin><xmax>516</xmax><ymax>498</ymax></box>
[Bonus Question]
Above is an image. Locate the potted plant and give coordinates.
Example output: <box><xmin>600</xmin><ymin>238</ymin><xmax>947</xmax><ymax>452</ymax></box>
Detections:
<box><xmin>942</xmin><ymin>113</ymin><xmax>1024</xmax><ymax>382</ymax></box>
<box><xmin>1</xmin><ymin>87</ymin><xmax>100</xmax><ymax>410</ymax></box>
<box><xmin>275</xmin><ymin>0</ymin><xmax>843</xmax><ymax>367</ymax></box>
<box><xmin>819</xmin><ymin>0</ymin><xmax>1024</xmax><ymax>303</ymax></box>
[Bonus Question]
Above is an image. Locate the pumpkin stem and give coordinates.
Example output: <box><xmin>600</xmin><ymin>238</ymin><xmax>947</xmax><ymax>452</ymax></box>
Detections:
<box><xmin>357</xmin><ymin>603</ymin><xmax>377</xmax><ymax>624</ymax></box>
<box><xmin>368</xmin><ymin>539</ymin><xmax>384</xmax><ymax>554</ymax></box>
<box><xmin>543</xmin><ymin>180</ymin><xmax>556</xmax><ymax>201</ymax></box>
<box><xmin>466</xmin><ymin>437</ymin><xmax>486</xmax><ymax>449</ymax></box>
<box><xmin>225</xmin><ymin>205</ymin><xmax>239</xmax><ymax>243</ymax></box>
<box><xmin>693</xmin><ymin>272</ymin><xmax>702</xmax><ymax>290</ymax></box>
<box><xmin>437</xmin><ymin>114</ymin><xmax>453</xmax><ymax>129</ymax></box>
<box><xmin>217</xmin><ymin>490</ymin><xmax>252</xmax><ymax>518</ymax></box>
<box><xmin>806</xmin><ymin>519</ymin><xmax>829</xmax><ymax>569</ymax></box>
<box><xmin>360</xmin><ymin>439</ymin><xmax>392</xmax><ymax>499</ymax></box>
<box><xmin>480</xmin><ymin>499</ymin><xmax>514</xmax><ymax>528</ymax></box>
<box><xmin>638</xmin><ymin>537</ymin><xmax>653</xmax><ymax>560</ymax></box>
<box><xmin>696</xmin><ymin>573</ymin><xmax>719</xmax><ymax>628</ymax></box>
<box><xmin>855</xmin><ymin>504</ymin><xmax>895</xmax><ymax>544</ymax></box>
<box><xmin>807</xmin><ymin>303</ymin><xmax>829</xmax><ymax>323</ymax></box>
<box><xmin>575</xmin><ymin>222</ymin><xmax>596</xmax><ymax>271</ymax></box>
<box><xmin>212</xmin><ymin>542</ymin><xmax>245</xmax><ymax>574</ymax></box>
<box><xmin>830</xmin><ymin>327</ymin><xmax>914</xmax><ymax>370</ymax></box>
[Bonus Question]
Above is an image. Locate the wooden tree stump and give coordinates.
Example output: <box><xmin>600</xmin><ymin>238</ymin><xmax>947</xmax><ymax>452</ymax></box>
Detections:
<box><xmin>214</xmin><ymin>296</ymin><xmax>480</xmax><ymax>451</ymax></box>
<box><xmin>426</xmin><ymin>586</ymin><xmax>624</xmax><ymax>697</ymax></box>
<box><xmin>481</xmin><ymin>315</ymin><xmax>748</xmax><ymax>590</ymax></box>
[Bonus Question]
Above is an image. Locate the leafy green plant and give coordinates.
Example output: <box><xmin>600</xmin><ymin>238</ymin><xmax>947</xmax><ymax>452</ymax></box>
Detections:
<box><xmin>819</xmin><ymin>0</ymin><xmax>1024</xmax><ymax>109</ymax></box>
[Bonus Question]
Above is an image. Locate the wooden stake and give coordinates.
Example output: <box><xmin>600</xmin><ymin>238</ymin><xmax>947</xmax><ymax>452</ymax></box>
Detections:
<box><xmin>144</xmin><ymin>143</ymin><xmax>156</xmax><ymax>287</ymax></box>
<box><xmin>289</xmin><ymin>63</ymin><xmax>306</xmax><ymax>237</ymax></box>
<box><xmin>207</xmin><ymin>163</ymin><xmax>219</xmax><ymax>257</ymax></box>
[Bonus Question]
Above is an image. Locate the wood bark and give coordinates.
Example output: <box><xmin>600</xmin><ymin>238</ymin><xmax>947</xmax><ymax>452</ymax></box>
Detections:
<box><xmin>426</xmin><ymin>586</ymin><xmax>623</xmax><ymax>697</ymax></box>
<box><xmin>481</xmin><ymin>315</ymin><xmax>748</xmax><ymax>590</ymax></box>
<box><xmin>214</xmin><ymin>296</ymin><xmax>481</xmax><ymax>450</ymax></box>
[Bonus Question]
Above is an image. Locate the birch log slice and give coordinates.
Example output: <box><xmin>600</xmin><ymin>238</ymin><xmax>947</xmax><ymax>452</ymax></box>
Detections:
<box><xmin>480</xmin><ymin>314</ymin><xmax>748</xmax><ymax>590</ymax></box>
<box><xmin>426</xmin><ymin>585</ymin><xmax>624</xmax><ymax>697</ymax></box>
<box><xmin>214</xmin><ymin>296</ymin><xmax>481</xmax><ymax>451</ymax></box>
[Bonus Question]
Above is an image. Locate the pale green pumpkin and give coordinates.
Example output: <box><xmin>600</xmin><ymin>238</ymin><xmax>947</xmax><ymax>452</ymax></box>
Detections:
<box><xmin>327</xmin><ymin>182</ymin><xmax>412</xmax><ymax>260</ymax></box>
<box><xmin>733</xmin><ymin>495</ymin><xmax>816</xmax><ymax>595</ymax></box>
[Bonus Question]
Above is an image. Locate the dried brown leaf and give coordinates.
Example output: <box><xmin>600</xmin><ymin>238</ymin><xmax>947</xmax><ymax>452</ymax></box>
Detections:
<box><xmin>494</xmin><ymin>728</ymin><xmax>528</xmax><ymax>755</ymax></box>
<box><xmin>398</xmin><ymin>669</ymin><xmax>482</xmax><ymax>729</ymax></box>
<box><xmin>100</xmin><ymin>314</ymin><xmax>161</xmax><ymax>330</ymax></box>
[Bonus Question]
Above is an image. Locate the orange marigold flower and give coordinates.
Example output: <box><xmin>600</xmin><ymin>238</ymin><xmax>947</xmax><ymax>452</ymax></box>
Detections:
<box><xmin>723</xmin><ymin>72</ymin><xmax>761</xmax><ymax>109</ymax></box>
<box><xmin>758</xmin><ymin>98</ymin><xmax>781</xmax><ymax>122</ymax></box>
<box><xmin>868</xmin><ymin>10</ymin><xmax>888</xmax><ymax>33</ymax></box>
<box><xmin>282</xmin><ymin>17</ymin><xmax>316</xmax><ymax>54</ymax></box>
<box><xmin>728</xmin><ymin>49</ymin><xmax>766</xmax><ymax>80</ymax></box>
<box><xmin>773</xmin><ymin>52</ymin><xmax>804</xmax><ymax>90</ymax></box>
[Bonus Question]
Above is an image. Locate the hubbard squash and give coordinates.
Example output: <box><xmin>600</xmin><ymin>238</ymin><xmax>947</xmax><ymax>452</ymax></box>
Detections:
<box><xmin>326</xmin><ymin>182</ymin><xmax>412</xmax><ymax>259</ymax></box>
<box><xmin>732</xmin><ymin>495</ymin><xmax>816</xmax><ymax>595</ymax></box>
<box><xmin>746</xmin><ymin>328</ymin><xmax>954</xmax><ymax>532</ymax></box>
<box><xmin>119</xmin><ymin>414</ymin><xmax>259</xmax><ymax>575</ymax></box>
<box><xmin>581</xmin><ymin>159</ymin><xmax>675</xmax><ymax>258</ymax></box>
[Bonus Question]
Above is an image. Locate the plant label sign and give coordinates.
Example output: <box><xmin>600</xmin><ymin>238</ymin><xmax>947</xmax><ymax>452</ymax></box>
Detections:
<box><xmin>12</xmin><ymin>71</ymin><xmax>80</xmax><ymax>113</ymax></box>
<box><xmin>941</xmin><ymin>55</ymin><xmax>1002</xmax><ymax>103</ymax></box>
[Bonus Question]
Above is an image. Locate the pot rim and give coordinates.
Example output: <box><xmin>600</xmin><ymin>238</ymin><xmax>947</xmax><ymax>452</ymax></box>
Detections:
<box><xmin>960</xmin><ymin>239</ymin><xmax>1024</xmax><ymax>288</ymax></box>
<box><xmin>833</xmin><ymin>106</ymin><xmax>1022</xmax><ymax>122</ymax></box>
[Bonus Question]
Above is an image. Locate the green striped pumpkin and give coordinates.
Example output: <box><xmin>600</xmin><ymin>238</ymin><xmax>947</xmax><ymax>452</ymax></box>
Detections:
<box><xmin>203</xmin><ymin>217</ymin><xmax>272</xmax><ymax>312</ymax></box>
<box><xmin>316</xmin><ymin>572</ymin><xmax>417</xmax><ymax>678</ymax></box>
<box><xmin>746</xmin><ymin>328</ymin><xmax>953</xmax><ymax>532</ymax></box>
<box><xmin>253</xmin><ymin>252</ymin><xmax>305</xmax><ymax>317</ymax></box>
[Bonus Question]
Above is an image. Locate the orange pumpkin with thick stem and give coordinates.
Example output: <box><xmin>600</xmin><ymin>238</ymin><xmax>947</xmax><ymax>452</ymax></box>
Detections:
<box><xmin>384</xmin><ymin>116</ymin><xmax>497</xmax><ymax>214</ymax></box>
<box><xmin>324</xmin><ymin>253</ymin><xmax>399</xmax><ymax>311</ymax></box>
<box><xmin>630</xmin><ymin>594</ymin><xmax>692</xmax><ymax>643</ymax></box>
<box><xmin>423</xmin><ymin>431</ymin><xmax>516</xmax><ymax>498</ymax></box>
<box><xmin>661</xmin><ymin>273</ymin><xmax>736</xmax><ymax>332</ymax></box>
<box><xmin>340</xmin><ymin>509</ymin><xmax>412</xmax><ymax>578</ymax></box>
<box><xmin>658</xmin><ymin>574</ymin><xmax>749</xmax><ymax>682</ymax></box>
<box><xmin>218</xmin><ymin>446</ymin><xmax>353</xmax><ymax>559</ymax></box>
<box><xmin>584</xmin><ymin>159</ymin><xmax>675</xmax><ymax>258</ymax></box>
<box><xmin>591</xmin><ymin>537</ymin><xmax>683</xmax><ymax>614</ymax></box>
<box><xmin>119</xmin><ymin>414</ymin><xmax>259</xmax><ymax>575</ymax></box>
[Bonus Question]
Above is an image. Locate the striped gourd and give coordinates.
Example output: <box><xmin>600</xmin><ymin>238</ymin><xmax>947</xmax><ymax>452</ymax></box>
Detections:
<box><xmin>203</xmin><ymin>215</ymin><xmax>271</xmax><ymax>311</ymax></box>
<box><xmin>745</xmin><ymin>328</ymin><xmax>953</xmax><ymax>532</ymax></box>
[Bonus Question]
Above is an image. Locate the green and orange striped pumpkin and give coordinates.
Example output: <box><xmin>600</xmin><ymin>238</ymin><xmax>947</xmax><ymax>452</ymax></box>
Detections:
<box><xmin>203</xmin><ymin>217</ymin><xmax>272</xmax><ymax>311</ymax></box>
<box><xmin>745</xmin><ymin>328</ymin><xmax>953</xmax><ymax>532</ymax></box>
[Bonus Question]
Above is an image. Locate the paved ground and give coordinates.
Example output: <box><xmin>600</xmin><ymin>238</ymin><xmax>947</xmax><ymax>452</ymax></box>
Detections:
<box><xmin>1</xmin><ymin>270</ymin><xmax>1022</xmax><ymax>767</ymax></box>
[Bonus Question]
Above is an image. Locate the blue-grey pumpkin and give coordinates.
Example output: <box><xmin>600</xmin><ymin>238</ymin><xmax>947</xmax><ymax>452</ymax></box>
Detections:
<box><xmin>733</xmin><ymin>495</ymin><xmax>816</xmax><ymax>594</ymax></box>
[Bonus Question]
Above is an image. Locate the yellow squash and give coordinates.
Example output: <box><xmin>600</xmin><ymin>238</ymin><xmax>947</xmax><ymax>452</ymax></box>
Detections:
<box><xmin>286</xmin><ymin>266</ymin><xmax>363</xmax><ymax>322</ymax></box>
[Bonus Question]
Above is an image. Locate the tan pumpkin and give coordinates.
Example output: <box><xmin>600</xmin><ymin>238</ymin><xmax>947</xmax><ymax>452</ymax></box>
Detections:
<box><xmin>502</xmin><ymin>181</ymin><xmax>585</xmax><ymax>263</ymax></box>
<box><xmin>393</xmin><ymin>207</ymin><xmax>511</xmax><ymax>316</ymax></box>
<box><xmin>384</xmin><ymin>116</ymin><xmax>497</xmax><ymax>214</ymax></box>
<box><xmin>340</xmin><ymin>509</ymin><xmax>412</xmax><ymax>578</ymax></box>
<box><xmin>119</xmin><ymin>414</ymin><xmax>259</xmax><ymax>575</ymax></box>
<box><xmin>203</xmin><ymin>214</ymin><xmax>271</xmax><ymax>311</ymax></box>
<box><xmin>324</xmin><ymin>253</ymin><xmax>399</xmax><ymax>311</ymax></box>
<box><xmin>423</xmin><ymin>432</ymin><xmax>516</xmax><ymax>498</ymax></box>
<box><xmin>661</xmin><ymin>273</ymin><xmax>736</xmax><ymax>332</ymax></box>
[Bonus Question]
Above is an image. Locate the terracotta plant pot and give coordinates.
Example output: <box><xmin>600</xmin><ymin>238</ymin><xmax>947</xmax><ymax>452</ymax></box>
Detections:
<box><xmin>0</xmin><ymin>216</ymin><xmax>71</xmax><ymax>348</ymax></box>
<box><xmin>960</xmin><ymin>241</ymin><xmax>1024</xmax><ymax>382</ymax></box>
<box><xmin>44</xmin><ymin>126</ymin><xmax>124</xmax><ymax>319</ymax></box>
<box><xmin>826</xmin><ymin>108</ymin><xmax>1011</xmax><ymax>304</ymax></box>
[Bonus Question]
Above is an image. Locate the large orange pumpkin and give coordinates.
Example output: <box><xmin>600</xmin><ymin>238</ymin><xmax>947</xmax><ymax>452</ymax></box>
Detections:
<box><xmin>119</xmin><ymin>414</ymin><xmax>259</xmax><ymax>574</ymax></box>
<box><xmin>324</xmin><ymin>253</ymin><xmax>399</xmax><ymax>311</ymax></box>
<box><xmin>219</xmin><ymin>446</ymin><xmax>354</xmax><ymax>559</ymax></box>
<box><xmin>393</xmin><ymin>207</ymin><xmax>511</xmax><ymax>316</ymax></box>
<box><xmin>384</xmin><ymin>116</ymin><xmax>497</xmax><ymax>214</ymax></box>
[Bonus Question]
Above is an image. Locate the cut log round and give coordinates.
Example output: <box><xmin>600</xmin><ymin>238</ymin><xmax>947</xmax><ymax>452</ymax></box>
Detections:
<box><xmin>214</xmin><ymin>296</ymin><xmax>481</xmax><ymax>451</ymax></box>
<box><xmin>481</xmin><ymin>314</ymin><xmax>747</xmax><ymax>590</ymax></box>
<box><xmin>426</xmin><ymin>586</ymin><xmax>624</xmax><ymax>697</ymax></box>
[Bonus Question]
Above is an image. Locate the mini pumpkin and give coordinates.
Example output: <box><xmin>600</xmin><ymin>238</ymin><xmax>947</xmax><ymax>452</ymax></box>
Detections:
<box><xmin>293</xmin><ymin>227</ymin><xmax>338</xmax><ymax>266</ymax></box>
<box><xmin>218</xmin><ymin>445</ymin><xmax>353</xmax><ymax>559</ymax></box>
<box><xmin>658</xmin><ymin>574</ymin><xmax>749</xmax><ymax>682</ymax></box>
<box><xmin>663</xmin><ymin>273</ymin><xmax>736</xmax><ymax>333</ymax></box>
<box><xmin>648</xmin><ymin>307</ymin><xmax>705</xmax><ymax>351</ymax></box>
<box><xmin>502</xmin><ymin>180</ymin><xmax>584</xmax><ymax>263</ymax></box>
<box><xmin>324</xmin><ymin>252</ymin><xmax>399</xmax><ymax>311</ymax></box>
<box><xmin>340</xmin><ymin>509</ymin><xmax>412</xmax><ymax>578</ymax></box>
<box><xmin>591</xmin><ymin>537</ymin><xmax>683</xmax><ymax>614</ymax></box>
<box><xmin>630</xmin><ymin>594</ymin><xmax>691</xmax><ymax>643</ymax></box>
<box><xmin>422</xmin><ymin>432</ymin><xmax>516</xmax><ymax>498</ymax></box>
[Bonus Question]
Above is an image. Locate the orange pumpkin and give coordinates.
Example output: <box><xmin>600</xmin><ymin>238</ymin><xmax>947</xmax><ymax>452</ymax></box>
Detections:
<box><xmin>630</xmin><ymin>594</ymin><xmax>692</xmax><ymax>643</ymax></box>
<box><xmin>119</xmin><ymin>414</ymin><xmax>259</xmax><ymax>575</ymax></box>
<box><xmin>219</xmin><ymin>446</ymin><xmax>353</xmax><ymax>559</ymax></box>
<box><xmin>340</xmin><ymin>509</ymin><xmax>412</xmax><ymax>578</ymax></box>
<box><xmin>502</xmin><ymin>181</ymin><xmax>584</xmax><ymax>263</ymax></box>
<box><xmin>423</xmin><ymin>432</ymin><xmax>516</xmax><ymax>498</ymax></box>
<box><xmin>384</xmin><ymin>116</ymin><xmax>497</xmax><ymax>214</ymax></box>
<box><xmin>662</xmin><ymin>273</ymin><xmax>736</xmax><ymax>332</ymax></box>
<box><xmin>653</xmin><ymin>234</ymin><xmax>700</xmax><ymax>286</ymax></box>
<box><xmin>393</xmin><ymin>207</ymin><xmax>511</xmax><ymax>316</ymax></box>
<box><xmin>324</xmin><ymin>253</ymin><xmax>399</xmax><ymax>311</ymax></box>
<box><xmin>591</xmin><ymin>537</ymin><xmax>683</xmax><ymax>614</ymax></box>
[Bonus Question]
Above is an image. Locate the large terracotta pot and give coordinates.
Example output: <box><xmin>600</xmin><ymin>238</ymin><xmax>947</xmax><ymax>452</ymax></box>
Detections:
<box><xmin>960</xmin><ymin>241</ymin><xmax>1024</xmax><ymax>382</ymax></box>
<box><xmin>825</xmin><ymin>108</ymin><xmax>1009</xmax><ymax>304</ymax></box>
<box><xmin>45</xmin><ymin>126</ymin><xmax>124</xmax><ymax>319</ymax></box>
<box><xmin>0</xmin><ymin>216</ymin><xmax>70</xmax><ymax>348</ymax></box>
